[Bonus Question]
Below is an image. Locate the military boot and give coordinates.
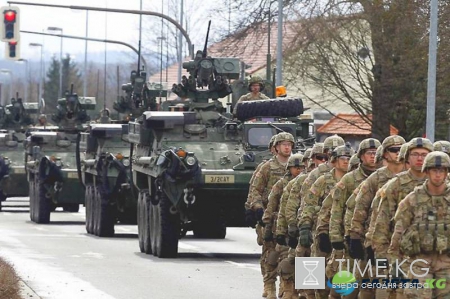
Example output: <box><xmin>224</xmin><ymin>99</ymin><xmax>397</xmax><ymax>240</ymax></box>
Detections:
<box><xmin>264</xmin><ymin>282</ymin><xmax>276</xmax><ymax>299</ymax></box>
<box><xmin>281</xmin><ymin>280</ymin><xmax>295</xmax><ymax>299</ymax></box>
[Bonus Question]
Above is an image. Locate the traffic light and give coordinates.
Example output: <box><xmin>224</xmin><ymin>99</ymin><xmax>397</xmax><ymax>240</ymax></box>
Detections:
<box><xmin>1</xmin><ymin>6</ymin><xmax>20</xmax><ymax>42</ymax></box>
<box><xmin>5</xmin><ymin>40</ymin><xmax>20</xmax><ymax>60</ymax></box>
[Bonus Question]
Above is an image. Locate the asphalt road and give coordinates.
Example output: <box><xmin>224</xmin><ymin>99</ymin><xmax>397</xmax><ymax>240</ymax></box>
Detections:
<box><xmin>0</xmin><ymin>198</ymin><xmax>264</xmax><ymax>299</ymax></box>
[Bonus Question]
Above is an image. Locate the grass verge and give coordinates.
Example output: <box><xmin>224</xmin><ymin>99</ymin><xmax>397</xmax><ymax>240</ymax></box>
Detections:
<box><xmin>0</xmin><ymin>257</ymin><xmax>21</xmax><ymax>299</ymax></box>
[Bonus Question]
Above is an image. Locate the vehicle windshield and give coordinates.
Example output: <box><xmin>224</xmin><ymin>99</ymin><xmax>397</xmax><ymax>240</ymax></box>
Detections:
<box><xmin>247</xmin><ymin>127</ymin><xmax>274</xmax><ymax>147</ymax></box>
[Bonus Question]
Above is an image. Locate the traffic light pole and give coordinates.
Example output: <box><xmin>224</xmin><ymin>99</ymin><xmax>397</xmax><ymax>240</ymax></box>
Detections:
<box><xmin>21</xmin><ymin>30</ymin><xmax>149</xmax><ymax>71</ymax></box>
<box><xmin>8</xmin><ymin>1</ymin><xmax>194</xmax><ymax>58</ymax></box>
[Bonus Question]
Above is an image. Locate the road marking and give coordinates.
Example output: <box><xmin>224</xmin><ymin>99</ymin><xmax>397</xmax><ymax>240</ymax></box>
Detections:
<box><xmin>224</xmin><ymin>261</ymin><xmax>261</xmax><ymax>272</ymax></box>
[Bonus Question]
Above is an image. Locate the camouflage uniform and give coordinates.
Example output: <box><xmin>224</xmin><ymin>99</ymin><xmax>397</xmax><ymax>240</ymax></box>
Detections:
<box><xmin>349</xmin><ymin>136</ymin><xmax>406</xmax><ymax>260</ymax></box>
<box><xmin>263</xmin><ymin>153</ymin><xmax>304</xmax><ymax>299</ymax></box>
<box><xmin>234</xmin><ymin>76</ymin><xmax>269</xmax><ymax>116</ymax></box>
<box><xmin>248</xmin><ymin>133</ymin><xmax>294</xmax><ymax>299</ymax></box>
<box><xmin>388</xmin><ymin>152</ymin><xmax>450</xmax><ymax>299</ymax></box>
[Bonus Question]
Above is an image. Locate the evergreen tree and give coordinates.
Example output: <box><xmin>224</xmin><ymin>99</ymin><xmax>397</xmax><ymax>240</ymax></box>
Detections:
<box><xmin>43</xmin><ymin>56</ymin><xmax>60</xmax><ymax>114</ymax></box>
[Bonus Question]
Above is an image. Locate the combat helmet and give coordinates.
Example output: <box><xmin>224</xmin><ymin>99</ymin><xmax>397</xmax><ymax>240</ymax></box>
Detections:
<box><xmin>433</xmin><ymin>141</ymin><xmax>450</xmax><ymax>154</ymax></box>
<box><xmin>397</xmin><ymin>142</ymin><xmax>410</xmax><ymax>162</ymax></box>
<box><xmin>381</xmin><ymin>135</ymin><xmax>406</xmax><ymax>153</ymax></box>
<box><xmin>323</xmin><ymin>135</ymin><xmax>345</xmax><ymax>152</ymax></box>
<box><xmin>248</xmin><ymin>76</ymin><xmax>265</xmax><ymax>91</ymax></box>
<box><xmin>375</xmin><ymin>145</ymin><xmax>384</xmax><ymax>163</ymax></box>
<box><xmin>405</xmin><ymin>137</ymin><xmax>433</xmax><ymax>161</ymax></box>
<box><xmin>275</xmin><ymin>132</ymin><xmax>295</xmax><ymax>146</ymax></box>
<box><xmin>303</xmin><ymin>148</ymin><xmax>312</xmax><ymax>160</ymax></box>
<box><xmin>348</xmin><ymin>154</ymin><xmax>360</xmax><ymax>171</ymax></box>
<box><xmin>422</xmin><ymin>151</ymin><xmax>450</xmax><ymax>172</ymax></box>
<box><xmin>286</xmin><ymin>153</ymin><xmax>305</xmax><ymax>170</ymax></box>
<box><xmin>331</xmin><ymin>144</ymin><xmax>355</xmax><ymax>162</ymax></box>
<box><xmin>269</xmin><ymin>134</ymin><xmax>278</xmax><ymax>149</ymax></box>
<box><xmin>357</xmin><ymin>138</ymin><xmax>381</xmax><ymax>158</ymax></box>
<box><xmin>311</xmin><ymin>143</ymin><xmax>324</xmax><ymax>155</ymax></box>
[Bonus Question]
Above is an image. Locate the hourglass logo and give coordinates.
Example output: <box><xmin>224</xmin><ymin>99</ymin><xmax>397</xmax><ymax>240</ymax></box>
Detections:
<box><xmin>295</xmin><ymin>257</ymin><xmax>326</xmax><ymax>289</ymax></box>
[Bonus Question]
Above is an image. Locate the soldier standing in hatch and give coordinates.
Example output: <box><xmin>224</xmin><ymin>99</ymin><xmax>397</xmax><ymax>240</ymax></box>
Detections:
<box><xmin>233</xmin><ymin>76</ymin><xmax>269</xmax><ymax>116</ymax></box>
<box><xmin>247</xmin><ymin>132</ymin><xmax>294</xmax><ymax>299</ymax></box>
<box><xmin>388</xmin><ymin>151</ymin><xmax>450</xmax><ymax>299</ymax></box>
<box><xmin>261</xmin><ymin>153</ymin><xmax>304</xmax><ymax>299</ymax></box>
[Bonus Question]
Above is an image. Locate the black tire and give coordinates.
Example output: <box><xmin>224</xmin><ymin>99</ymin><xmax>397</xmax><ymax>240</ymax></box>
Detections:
<box><xmin>29</xmin><ymin>180</ymin><xmax>34</xmax><ymax>221</ymax></box>
<box><xmin>142</xmin><ymin>192</ymin><xmax>152</xmax><ymax>254</ymax></box>
<box><xmin>137</xmin><ymin>191</ymin><xmax>145</xmax><ymax>252</ymax></box>
<box><xmin>151</xmin><ymin>192</ymin><xmax>179</xmax><ymax>258</ymax></box>
<box><xmin>35</xmin><ymin>180</ymin><xmax>51</xmax><ymax>224</ymax></box>
<box><xmin>85</xmin><ymin>185</ymin><xmax>93</xmax><ymax>234</ymax></box>
<box><xmin>96</xmin><ymin>186</ymin><xmax>115</xmax><ymax>237</ymax></box>
<box><xmin>63</xmin><ymin>204</ymin><xmax>80</xmax><ymax>213</ymax></box>
<box><xmin>93</xmin><ymin>187</ymin><xmax>100</xmax><ymax>236</ymax></box>
<box><xmin>236</xmin><ymin>98</ymin><xmax>304</xmax><ymax>121</ymax></box>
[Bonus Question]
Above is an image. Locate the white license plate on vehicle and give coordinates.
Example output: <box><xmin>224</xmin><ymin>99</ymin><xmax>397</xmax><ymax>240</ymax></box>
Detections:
<box><xmin>67</xmin><ymin>172</ymin><xmax>78</xmax><ymax>179</ymax></box>
<box><xmin>204</xmin><ymin>175</ymin><xmax>235</xmax><ymax>184</ymax></box>
<box><xmin>13</xmin><ymin>168</ymin><xmax>25</xmax><ymax>174</ymax></box>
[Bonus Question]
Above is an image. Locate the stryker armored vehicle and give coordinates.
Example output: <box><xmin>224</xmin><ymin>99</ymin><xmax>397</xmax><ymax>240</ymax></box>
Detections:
<box><xmin>77</xmin><ymin>123</ymin><xmax>137</xmax><ymax>236</ymax></box>
<box><xmin>27</xmin><ymin>86</ymin><xmax>96</xmax><ymax>223</ymax></box>
<box><xmin>0</xmin><ymin>98</ymin><xmax>38</xmax><ymax>131</ymax></box>
<box><xmin>130</xmin><ymin>22</ymin><xmax>306</xmax><ymax>258</ymax></box>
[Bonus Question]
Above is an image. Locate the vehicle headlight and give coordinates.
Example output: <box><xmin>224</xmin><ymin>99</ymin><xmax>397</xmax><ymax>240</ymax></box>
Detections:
<box><xmin>122</xmin><ymin>158</ymin><xmax>130</xmax><ymax>167</ymax></box>
<box><xmin>186</xmin><ymin>156</ymin><xmax>196</xmax><ymax>166</ymax></box>
<box><xmin>55</xmin><ymin>160</ymin><xmax>63</xmax><ymax>167</ymax></box>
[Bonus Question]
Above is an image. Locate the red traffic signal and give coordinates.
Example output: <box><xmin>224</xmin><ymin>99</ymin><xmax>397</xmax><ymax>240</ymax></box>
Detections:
<box><xmin>1</xmin><ymin>6</ymin><xmax>20</xmax><ymax>42</ymax></box>
<box><xmin>5</xmin><ymin>40</ymin><xmax>20</xmax><ymax>60</ymax></box>
<box><xmin>4</xmin><ymin>10</ymin><xmax>16</xmax><ymax>22</ymax></box>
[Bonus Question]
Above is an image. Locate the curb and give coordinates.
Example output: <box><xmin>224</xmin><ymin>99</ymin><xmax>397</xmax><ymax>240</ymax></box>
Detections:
<box><xmin>18</xmin><ymin>280</ymin><xmax>41</xmax><ymax>299</ymax></box>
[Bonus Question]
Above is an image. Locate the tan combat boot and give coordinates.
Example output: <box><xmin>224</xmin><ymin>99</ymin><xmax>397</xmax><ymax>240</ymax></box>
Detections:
<box><xmin>281</xmin><ymin>280</ymin><xmax>295</xmax><ymax>299</ymax></box>
<box><xmin>278</xmin><ymin>279</ymin><xmax>285</xmax><ymax>298</ymax></box>
<box><xmin>264</xmin><ymin>282</ymin><xmax>276</xmax><ymax>299</ymax></box>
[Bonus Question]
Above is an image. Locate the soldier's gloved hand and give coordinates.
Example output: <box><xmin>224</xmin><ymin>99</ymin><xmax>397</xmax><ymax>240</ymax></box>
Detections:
<box><xmin>332</xmin><ymin>241</ymin><xmax>345</xmax><ymax>250</ymax></box>
<box><xmin>366</xmin><ymin>246</ymin><xmax>375</xmax><ymax>264</ymax></box>
<box><xmin>349</xmin><ymin>238</ymin><xmax>365</xmax><ymax>260</ymax></box>
<box><xmin>345</xmin><ymin>235</ymin><xmax>351</xmax><ymax>247</ymax></box>
<box><xmin>244</xmin><ymin>209</ymin><xmax>256</xmax><ymax>228</ymax></box>
<box><xmin>255</xmin><ymin>208</ymin><xmax>264</xmax><ymax>222</ymax></box>
<box><xmin>263</xmin><ymin>226</ymin><xmax>273</xmax><ymax>242</ymax></box>
<box><xmin>288</xmin><ymin>236</ymin><xmax>298</xmax><ymax>249</ymax></box>
<box><xmin>317</xmin><ymin>233</ymin><xmax>332</xmax><ymax>253</ymax></box>
<box><xmin>299</xmin><ymin>225</ymin><xmax>313</xmax><ymax>247</ymax></box>
<box><xmin>287</xmin><ymin>224</ymin><xmax>299</xmax><ymax>238</ymax></box>
<box><xmin>276</xmin><ymin>234</ymin><xmax>287</xmax><ymax>246</ymax></box>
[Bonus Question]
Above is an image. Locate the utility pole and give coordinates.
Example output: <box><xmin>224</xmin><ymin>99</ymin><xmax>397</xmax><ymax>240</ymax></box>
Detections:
<box><xmin>275</xmin><ymin>0</ymin><xmax>283</xmax><ymax>86</ymax></box>
<box><xmin>426</xmin><ymin>0</ymin><xmax>438</xmax><ymax>142</ymax></box>
<box><xmin>177</xmin><ymin>0</ymin><xmax>183</xmax><ymax>83</ymax></box>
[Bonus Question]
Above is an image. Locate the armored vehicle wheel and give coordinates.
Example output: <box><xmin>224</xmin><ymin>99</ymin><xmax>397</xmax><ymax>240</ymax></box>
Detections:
<box><xmin>63</xmin><ymin>204</ymin><xmax>80</xmax><ymax>212</ymax></box>
<box><xmin>95</xmin><ymin>186</ymin><xmax>115</xmax><ymax>237</ymax></box>
<box><xmin>141</xmin><ymin>192</ymin><xmax>152</xmax><ymax>254</ymax></box>
<box><xmin>236</xmin><ymin>98</ymin><xmax>304</xmax><ymax>120</ymax></box>
<box><xmin>150</xmin><ymin>192</ymin><xmax>179</xmax><ymax>258</ymax></box>
<box><xmin>93</xmin><ymin>187</ymin><xmax>100</xmax><ymax>236</ymax></box>
<box><xmin>35</xmin><ymin>181</ymin><xmax>51</xmax><ymax>224</ymax></box>
<box><xmin>137</xmin><ymin>191</ymin><xmax>144</xmax><ymax>252</ymax></box>
<box><xmin>29</xmin><ymin>181</ymin><xmax>35</xmax><ymax>221</ymax></box>
<box><xmin>85</xmin><ymin>185</ymin><xmax>93</xmax><ymax>234</ymax></box>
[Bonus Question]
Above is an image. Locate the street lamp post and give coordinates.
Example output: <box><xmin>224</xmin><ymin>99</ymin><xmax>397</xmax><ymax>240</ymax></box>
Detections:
<box><xmin>0</xmin><ymin>69</ymin><xmax>13</xmax><ymax>104</ymax></box>
<box><xmin>47</xmin><ymin>26</ymin><xmax>63</xmax><ymax>98</ymax></box>
<box><xmin>29</xmin><ymin>43</ymin><xmax>43</xmax><ymax>107</ymax></box>
<box><xmin>17</xmin><ymin>58</ymin><xmax>28</xmax><ymax>101</ymax></box>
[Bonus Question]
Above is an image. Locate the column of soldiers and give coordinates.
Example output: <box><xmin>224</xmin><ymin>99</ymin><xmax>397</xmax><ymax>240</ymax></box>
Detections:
<box><xmin>245</xmin><ymin>133</ymin><xmax>450</xmax><ymax>299</ymax></box>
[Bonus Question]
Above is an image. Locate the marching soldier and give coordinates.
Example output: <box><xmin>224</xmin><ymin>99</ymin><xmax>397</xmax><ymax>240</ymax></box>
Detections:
<box><xmin>388</xmin><ymin>151</ymin><xmax>450</xmax><ymax>299</ymax></box>
<box><xmin>247</xmin><ymin>132</ymin><xmax>294</xmax><ymax>298</ymax></box>
<box><xmin>262</xmin><ymin>153</ymin><xmax>304</xmax><ymax>299</ymax></box>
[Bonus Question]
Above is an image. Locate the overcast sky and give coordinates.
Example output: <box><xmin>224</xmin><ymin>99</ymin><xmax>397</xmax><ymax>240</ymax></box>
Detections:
<box><xmin>0</xmin><ymin>0</ymin><xmax>217</xmax><ymax>64</ymax></box>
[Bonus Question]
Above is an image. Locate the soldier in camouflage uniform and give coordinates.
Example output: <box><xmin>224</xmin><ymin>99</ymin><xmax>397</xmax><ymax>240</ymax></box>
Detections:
<box><xmin>299</xmin><ymin>144</ymin><xmax>354</xmax><ymax>299</ymax></box>
<box><xmin>388</xmin><ymin>152</ymin><xmax>450</xmax><ymax>299</ymax></box>
<box><xmin>234</xmin><ymin>76</ymin><xmax>269</xmax><ymax>116</ymax></box>
<box><xmin>433</xmin><ymin>140</ymin><xmax>450</xmax><ymax>155</ymax></box>
<box><xmin>262</xmin><ymin>153</ymin><xmax>304</xmax><ymax>299</ymax></box>
<box><xmin>348</xmin><ymin>153</ymin><xmax>360</xmax><ymax>171</ymax></box>
<box><xmin>347</xmin><ymin>135</ymin><xmax>406</xmax><ymax>299</ymax></box>
<box><xmin>327</xmin><ymin>138</ymin><xmax>380</xmax><ymax>298</ymax></box>
<box><xmin>247</xmin><ymin>132</ymin><xmax>294</xmax><ymax>298</ymax></box>
<box><xmin>371</xmin><ymin>138</ymin><xmax>433</xmax><ymax>299</ymax></box>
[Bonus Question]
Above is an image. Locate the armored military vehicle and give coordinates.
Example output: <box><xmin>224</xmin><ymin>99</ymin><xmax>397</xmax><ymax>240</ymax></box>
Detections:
<box><xmin>77</xmin><ymin>123</ymin><xmax>136</xmax><ymax>236</ymax></box>
<box><xmin>27</xmin><ymin>86</ymin><xmax>95</xmax><ymax>223</ymax></box>
<box><xmin>130</xmin><ymin>22</ymin><xmax>305</xmax><ymax>258</ymax></box>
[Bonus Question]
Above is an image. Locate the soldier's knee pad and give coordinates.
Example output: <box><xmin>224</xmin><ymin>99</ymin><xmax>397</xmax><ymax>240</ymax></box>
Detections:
<box><xmin>279</xmin><ymin>258</ymin><xmax>295</xmax><ymax>278</ymax></box>
<box><xmin>267</xmin><ymin>250</ymin><xmax>280</xmax><ymax>266</ymax></box>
